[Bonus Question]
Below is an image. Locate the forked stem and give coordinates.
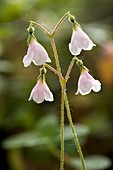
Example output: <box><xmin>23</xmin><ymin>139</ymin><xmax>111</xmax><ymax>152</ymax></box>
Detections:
<box><xmin>45</xmin><ymin>63</ymin><xmax>64</xmax><ymax>81</ymax></box>
<box><xmin>51</xmin><ymin>12</ymin><xmax>69</xmax><ymax>36</ymax></box>
<box><xmin>31</xmin><ymin>12</ymin><xmax>86</xmax><ymax>170</ymax></box>
<box><xmin>31</xmin><ymin>12</ymin><xmax>69</xmax><ymax>37</ymax></box>
<box><xmin>65</xmin><ymin>56</ymin><xmax>77</xmax><ymax>82</ymax></box>
<box><xmin>30</xmin><ymin>21</ymin><xmax>51</xmax><ymax>37</ymax></box>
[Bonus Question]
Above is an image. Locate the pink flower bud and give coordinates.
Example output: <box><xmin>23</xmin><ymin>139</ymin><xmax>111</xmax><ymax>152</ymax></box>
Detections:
<box><xmin>23</xmin><ymin>37</ymin><xmax>51</xmax><ymax>67</ymax></box>
<box><xmin>75</xmin><ymin>69</ymin><xmax>101</xmax><ymax>95</ymax></box>
<box><xmin>69</xmin><ymin>25</ymin><xmax>95</xmax><ymax>56</ymax></box>
<box><xmin>29</xmin><ymin>78</ymin><xmax>54</xmax><ymax>104</ymax></box>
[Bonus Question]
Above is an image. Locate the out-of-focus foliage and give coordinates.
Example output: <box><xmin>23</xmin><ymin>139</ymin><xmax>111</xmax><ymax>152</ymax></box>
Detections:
<box><xmin>2</xmin><ymin>114</ymin><xmax>90</xmax><ymax>149</ymax></box>
<box><xmin>2</xmin><ymin>114</ymin><xmax>112</xmax><ymax>170</ymax></box>
<box><xmin>70</xmin><ymin>155</ymin><xmax>112</xmax><ymax>170</ymax></box>
<box><xmin>0</xmin><ymin>0</ymin><xmax>113</xmax><ymax>170</ymax></box>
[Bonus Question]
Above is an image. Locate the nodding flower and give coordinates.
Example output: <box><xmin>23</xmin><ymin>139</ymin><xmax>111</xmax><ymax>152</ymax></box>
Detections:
<box><xmin>75</xmin><ymin>69</ymin><xmax>101</xmax><ymax>95</ymax></box>
<box><xmin>29</xmin><ymin>77</ymin><xmax>54</xmax><ymax>104</ymax></box>
<box><xmin>69</xmin><ymin>25</ymin><xmax>95</xmax><ymax>56</ymax></box>
<box><xmin>23</xmin><ymin>37</ymin><xmax>51</xmax><ymax>67</ymax></box>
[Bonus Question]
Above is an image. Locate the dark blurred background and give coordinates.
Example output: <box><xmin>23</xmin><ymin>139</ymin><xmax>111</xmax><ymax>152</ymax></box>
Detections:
<box><xmin>0</xmin><ymin>0</ymin><xmax>113</xmax><ymax>170</ymax></box>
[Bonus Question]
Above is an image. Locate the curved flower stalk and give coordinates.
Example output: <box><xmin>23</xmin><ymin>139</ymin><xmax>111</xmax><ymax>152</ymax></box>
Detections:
<box><xmin>23</xmin><ymin>36</ymin><xmax>51</xmax><ymax>67</ymax></box>
<box><xmin>75</xmin><ymin>69</ymin><xmax>101</xmax><ymax>95</ymax></box>
<box><xmin>29</xmin><ymin>77</ymin><xmax>54</xmax><ymax>104</ymax></box>
<box><xmin>69</xmin><ymin>25</ymin><xmax>95</xmax><ymax>56</ymax></box>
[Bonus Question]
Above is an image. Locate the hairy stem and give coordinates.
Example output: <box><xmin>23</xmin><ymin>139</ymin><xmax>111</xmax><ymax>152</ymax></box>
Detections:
<box><xmin>50</xmin><ymin>37</ymin><xmax>65</xmax><ymax>170</ymax></box>
<box><xmin>51</xmin><ymin>12</ymin><xmax>69</xmax><ymax>36</ymax></box>
<box><xmin>50</xmin><ymin>37</ymin><xmax>61</xmax><ymax>74</ymax></box>
<box><xmin>30</xmin><ymin>21</ymin><xmax>51</xmax><ymax>37</ymax></box>
<box><xmin>64</xmin><ymin>93</ymin><xmax>86</xmax><ymax>170</ymax></box>
<box><xmin>47</xmin><ymin>143</ymin><xmax>71</xmax><ymax>166</ymax></box>
<box><xmin>60</xmin><ymin>83</ymin><xmax>66</xmax><ymax>170</ymax></box>
<box><xmin>65</xmin><ymin>56</ymin><xmax>77</xmax><ymax>82</ymax></box>
<box><xmin>45</xmin><ymin>63</ymin><xmax>64</xmax><ymax>81</ymax></box>
<box><xmin>50</xmin><ymin>36</ymin><xmax>86</xmax><ymax>170</ymax></box>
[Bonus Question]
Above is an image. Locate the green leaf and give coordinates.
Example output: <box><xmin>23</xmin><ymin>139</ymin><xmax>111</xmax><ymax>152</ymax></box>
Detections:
<box><xmin>2</xmin><ymin>115</ymin><xmax>90</xmax><ymax>149</ymax></box>
<box><xmin>69</xmin><ymin>155</ymin><xmax>112</xmax><ymax>170</ymax></box>
<box><xmin>2</xmin><ymin>131</ymin><xmax>52</xmax><ymax>149</ymax></box>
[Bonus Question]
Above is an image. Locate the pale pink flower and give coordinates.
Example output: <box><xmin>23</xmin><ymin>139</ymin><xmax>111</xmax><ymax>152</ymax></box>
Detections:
<box><xmin>69</xmin><ymin>25</ymin><xmax>95</xmax><ymax>56</ymax></box>
<box><xmin>29</xmin><ymin>78</ymin><xmax>54</xmax><ymax>104</ymax></box>
<box><xmin>23</xmin><ymin>37</ymin><xmax>51</xmax><ymax>67</ymax></box>
<box><xmin>75</xmin><ymin>69</ymin><xmax>101</xmax><ymax>95</ymax></box>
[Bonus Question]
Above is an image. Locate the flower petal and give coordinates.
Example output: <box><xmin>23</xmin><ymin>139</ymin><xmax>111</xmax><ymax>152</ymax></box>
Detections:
<box><xmin>32</xmin><ymin>41</ymin><xmax>51</xmax><ymax>66</ymax></box>
<box><xmin>69</xmin><ymin>42</ymin><xmax>82</xmax><ymax>56</ymax></box>
<box><xmin>23</xmin><ymin>38</ymin><xmax>51</xmax><ymax>67</ymax></box>
<box><xmin>77</xmin><ymin>75</ymin><xmax>92</xmax><ymax>95</ymax></box>
<box><xmin>75</xmin><ymin>89</ymin><xmax>79</xmax><ymax>95</ymax></box>
<box><xmin>92</xmin><ymin>80</ymin><xmax>101</xmax><ymax>92</ymax></box>
<box><xmin>82</xmin><ymin>38</ymin><xmax>95</xmax><ymax>51</ymax></box>
<box><xmin>69</xmin><ymin>25</ymin><xmax>95</xmax><ymax>55</ymax></box>
<box><xmin>28</xmin><ymin>79</ymin><xmax>54</xmax><ymax>104</ymax></box>
<box><xmin>28</xmin><ymin>80</ymin><xmax>45</xmax><ymax>104</ymax></box>
<box><xmin>75</xmin><ymin>70</ymin><xmax>101</xmax><ymax>95</ymax></box>
<box><xmin>72</xmin><ymin>27</ymin><xmax>89</xmax><ymax>49</ymax></box>
<box><xmin>23</xmin><ymin>41</ymin><xmax>34</xmax><ymax>67</ymax></box>
<box><xmin>23</xmin><ymin>54</ymin><xmax>33</xmax><ymax>67</ymax></box>
<box><xmin>29</xmin><ymin>88</ymin><xmax>45</xmax><ymax>104</ymax></box>
<box><xmin>43</xmin><ymin>82</ymin><xmax>54</xmax><ymax>101</ymax></box>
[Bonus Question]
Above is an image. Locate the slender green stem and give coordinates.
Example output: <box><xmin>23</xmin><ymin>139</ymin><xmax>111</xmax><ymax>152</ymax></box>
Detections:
<box><xmin>65</xmin><ymin>56</ymin><xmax>77</xmax><ymax>82</ymax></box>
<box><xmin>47</xmin><ymin>143</ymin><xmax>72</xmax><ymax>165</ymax></box>
<box><xmin>51</xmin><ymin>12</ymin><xmax>69</xmax><ymax>36</ymax></box>
<box><xmin>7</xmin><ymin>149</ymin><xmax>26</xmax><ymax>170</ymax></box>
<box><xmin>65</xmin><ymin>56</ymin><xmax>89</xmax><ymax>81</ymax></box>
<box><xmin>64</xmin><ymin>92</ymin><xmax>86</xmax><ymax>170</ymax></box>
<box><xmin>60</xmin><ymin>83</ymin><xmax>66</xmax><ymax>170</ymax></box>
<box><xmin>30</xmin><ymin>21</ymin><xmax>51</xmax><ymax>37</ymax></box>
<box><xmin>72</xmin><ymin>56</ymin><xmax>89</xmax><ymax>72</ymax></box>
<box><xmin>44</xmin><ymin>63</ymin><xmax>64</xmax><ymax>81</ymax></box>
<box><xmin>50</xmin><ymin>36</ymin><xmax>65</xmax><ymax>170</ymax></box>
<box><xmin>50</xmin><ymin>37</ymin><xmax>61</xmax><ymax>74</ymax></box>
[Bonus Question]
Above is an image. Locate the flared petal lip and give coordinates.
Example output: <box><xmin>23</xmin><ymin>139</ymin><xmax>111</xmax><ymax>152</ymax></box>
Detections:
<box><xmin>23</xmin><ymin>53</ymin><xmax>33</xmax><ymax>67</ymax></box>
<box><xmin>44</xmin><ymin>93</ymin><xmax>54</xmax><ymax>101</ymax></box>
<box><xmin>75</xmin><ymin>88</ymin><xmax>92</xmax><ymax>95</ymax></box>
<box><xmin>69</xmin><ymin>43</ymin><xmax>82</xmax><ymax>56</ymax></box>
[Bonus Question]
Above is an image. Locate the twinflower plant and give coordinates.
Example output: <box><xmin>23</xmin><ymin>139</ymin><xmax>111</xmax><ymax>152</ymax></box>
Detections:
<box><xmin>23</xmin><ymin>12</ymin><xmax>101</xmax><ymax>170</ymax></box>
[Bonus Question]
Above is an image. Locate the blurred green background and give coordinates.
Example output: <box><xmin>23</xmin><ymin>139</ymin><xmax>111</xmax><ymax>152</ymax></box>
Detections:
<box><xmin>0</xmin><ymin>0</ymin><xmax>113</xmax><ymax>170</ymax></box>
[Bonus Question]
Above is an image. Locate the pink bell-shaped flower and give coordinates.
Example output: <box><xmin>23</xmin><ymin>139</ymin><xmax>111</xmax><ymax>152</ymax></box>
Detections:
<box><xmin>29</xmin><ymin>78</ymin><xmax>54</xmax><ymax>104</ymax></box>
<box><xmin>75</xmin><ymin>69</ymin><xmax>101</xmax><ymax>95</ymax></box>
<box><xmin>23</xmin><ymin>37</ymin><xmax>51</xmax><ymax>67</ymax></box>
<box><xmin>69</xmin><ymin>25</ymin><xmax>95</xmax><ymax>56</ymax></box>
